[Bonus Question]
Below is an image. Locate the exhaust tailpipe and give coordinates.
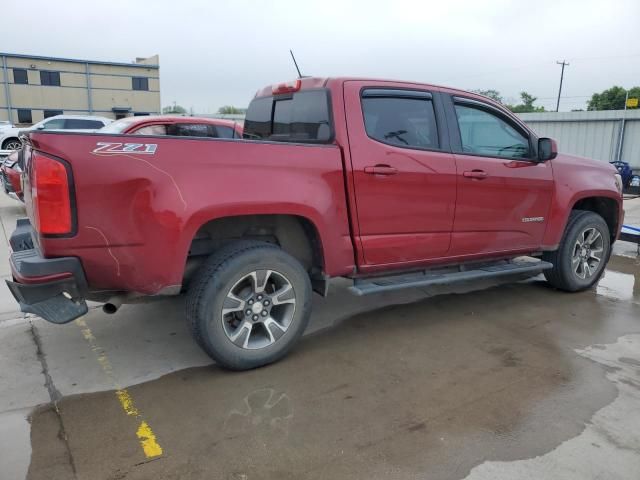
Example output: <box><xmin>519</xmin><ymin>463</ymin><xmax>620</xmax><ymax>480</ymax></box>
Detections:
<box><xmin>102</xmin><ymin>296</ymin><xmax>124</xmax><ymax>314</ymax></box>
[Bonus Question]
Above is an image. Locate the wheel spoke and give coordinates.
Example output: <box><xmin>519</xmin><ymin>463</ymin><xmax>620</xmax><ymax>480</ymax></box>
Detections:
<box><xmin>574</xmin><ymin>259</ymin><xmax>584</xmax><ymax>278</ymax></box>
<box><xmin>221</xmin><ymin>269</ymin><xmax>297</xmax><ymax>350</ymax></box>
<box><xmin>589</xmin><ymin>247</ymin><xmax>603</xmax><ymax>261</ymax></box>
<box><xmin>271</xmin><ymin>284</ymin><xmax>295</xmax><ymax>305</ymax></box>
<box><xmin>229</xmin><ymin>321</ymin><xmax>252</xmax><ymax>348</ymax></box>
<box><xmin>263</xmin><ymin>317</ymin><xmax>287</xmax><ymax>343</ymax></box>
<box><xmin>250</xmin><ymin>270</ymin><xmax>272</xmax><ymax>293</ymax></box>
<box><xmin>222</xmin><ymin>292</ymin><xmax>246</xmax><ymax>315</ymax></box>
<box><xmin>585</xmin><ymin>229</ymin><xmax>601</xmax><ymax>246</ymax></box>
<box><xmin>583</xmin><ymin>261</ymin><xmax>592</xmax><ymax>277</ymax></box>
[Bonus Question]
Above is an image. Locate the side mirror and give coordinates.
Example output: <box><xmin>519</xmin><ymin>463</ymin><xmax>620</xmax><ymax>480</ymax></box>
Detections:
<box><xmin>538</xmin><ymin>137</ymin><xmax>558</xmax><ymax>161</ymax></box>
<box><xmin>36</xmin><ymin>124</ymin><xmax>45</xmax><ymax>130</ymax></box>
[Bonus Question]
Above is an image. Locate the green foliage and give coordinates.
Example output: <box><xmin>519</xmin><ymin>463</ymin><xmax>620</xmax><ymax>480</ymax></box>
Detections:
<box><xmin>587</xmin><ymin>86</ymin><xmax>640</xmax><ymax>111</ymax></box>
<box><xmin>162</xmin><ymin>105</ymin><xmax>187</xmax><ymax>114</ymax></box>
<box><xmin>218</xmin><ymin>105</ymin><xmax>243</xmax><ymax>114</ymax></box>
<box><xmin>472</xmin><ymin>89</ymin><xmax>503</xmax><ymax>103</ymax></box>
<box><xmin>507</xmin><ymin>92</ymin><xmax>545</xmax><ymax>113</ymax></box>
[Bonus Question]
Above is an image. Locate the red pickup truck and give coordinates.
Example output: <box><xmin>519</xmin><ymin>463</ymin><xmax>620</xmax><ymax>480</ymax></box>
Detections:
<box><xmin>7</xmin><ymin>77</ymin><xmax>623</xmax><ymax>370</ymax></box>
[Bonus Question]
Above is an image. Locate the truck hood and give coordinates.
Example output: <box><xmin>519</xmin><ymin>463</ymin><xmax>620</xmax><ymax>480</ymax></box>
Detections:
<box><xmin>553</xmin><ymin>152</ymin><xmax>617</xmax><ymax>174</ymax></box>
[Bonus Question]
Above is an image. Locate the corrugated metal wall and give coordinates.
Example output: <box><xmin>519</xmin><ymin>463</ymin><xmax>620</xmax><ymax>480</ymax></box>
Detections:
<box><xmin>518</xmin><ymin>110</ymin><xmax>640</xmax><ymax>167</ymax></box>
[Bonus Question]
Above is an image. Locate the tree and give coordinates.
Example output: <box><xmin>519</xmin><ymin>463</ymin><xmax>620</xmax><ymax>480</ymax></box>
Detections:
<box><xmin>218</xmin><ymin>105</ymin><xmax>243</xmax><ymax>114</ymax></box>
<box><xmin>472</xmin><ymin>89</ymin><xmax>503</xmax><ymax>103</ymax></box>
<box><xmin>507</xmin><ymin>91</ymin><xmax>545</xmax><ymax>113</ymax></box>
<box><xmin>587</xmin><ymin>86</ymin><xmax>640</xmax><ymax>111</ymax></box>
<box><xmin>162</xmin><ymin>104</ymin><xmax>187</xmax><ymax>114</ymax></box>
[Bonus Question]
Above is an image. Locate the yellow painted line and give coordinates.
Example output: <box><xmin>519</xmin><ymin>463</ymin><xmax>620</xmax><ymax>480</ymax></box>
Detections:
<box><xmin>137</xmin><ymin>421</ymin><xmax>163</xmax><ymax>458</ymax></box>
<box><xmin>75</xmin><ymin>318</ymin><xmax>163</xmax><ymax>459</ymax></box>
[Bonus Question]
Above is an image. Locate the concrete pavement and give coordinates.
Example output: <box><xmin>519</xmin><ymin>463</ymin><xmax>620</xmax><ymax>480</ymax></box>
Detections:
<box><xmin>0</xmin><ymin>194</ymin><xmax>639</xmax><ymax>480</ymax></box>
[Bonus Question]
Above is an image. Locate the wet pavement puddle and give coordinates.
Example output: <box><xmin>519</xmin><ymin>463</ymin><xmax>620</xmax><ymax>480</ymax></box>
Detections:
<box><xmin>19</xmin><ymin>254</ymin><xmax>640</xmax><ymax>479</ymax></box>
<box><xmin>464</xmin><ymin>334</ymin><xmax>640</xmax><ymax>480</ymax></box>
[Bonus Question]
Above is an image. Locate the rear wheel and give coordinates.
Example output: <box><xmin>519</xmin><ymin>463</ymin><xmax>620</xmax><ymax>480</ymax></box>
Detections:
<box><xmin>543</xmin><ymin>210</ymin><xmax>610</xmax><ymax>291</ymax></box>
<box><xmin>186</xmin><ymin>240</ymin><xmax>312</xmax><ymax>370</ymax></box>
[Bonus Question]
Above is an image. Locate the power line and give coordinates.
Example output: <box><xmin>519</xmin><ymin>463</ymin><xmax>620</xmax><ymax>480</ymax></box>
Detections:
<box><xmin>446</xmin><ymin>52</ymin><xmax>640</xmax><ymax>83</ymax></box>
<box><xmin>568</xmin><ymin>53</ymin><xmax>640</xmax><ymax>62</ymax></box>
<box><xmin>555</xmin><ymin>60</ymin><xmax>569</xmax><ymax>112</ymax></box>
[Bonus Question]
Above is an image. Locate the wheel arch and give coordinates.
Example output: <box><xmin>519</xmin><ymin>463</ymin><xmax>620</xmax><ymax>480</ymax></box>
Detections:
<box><xmin>183</xmin><ymin>212</ymin><xmax>327</xmax><ymax>292</ymax></box>
<box><xmin>1</xmin><ymin>136</ymin><xmax>20</xmax><ymax>150</ymax></box>
<box><xmin>570</xmin><ymin>195</ymin><xmax>620</xmax><ymax>243</ymax></box>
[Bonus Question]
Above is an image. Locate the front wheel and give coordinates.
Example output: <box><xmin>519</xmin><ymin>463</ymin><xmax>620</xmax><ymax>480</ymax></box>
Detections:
<box><xmin>543</xmin><ymin>210</ymin><xmax>610</xmax><ymax>291</ymax></box>
<box><xmin>186</xmin><ymin>240</ymin><xmax>312</xmax><ymax>370</ymax></box>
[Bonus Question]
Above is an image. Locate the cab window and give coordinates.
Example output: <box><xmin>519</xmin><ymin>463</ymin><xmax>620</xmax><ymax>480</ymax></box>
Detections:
<box><xmin>361</xmin><ymin>90</ymin><xmax>439</xmax><ymax>149</ymax></box>
<box><xmin>42</xmin><ymin>118</ymin><xmax>65</xmax><ymax>130</ymax></box>
<box><xmin>454</xmin><ymin>104</ymin><xmax>530</xmax><ymax>159</ymax></box>
<box><xmin>168</xmin><ymin>124</ymin><xmax>211</xmax><ymax>137</ymax></box>
<box><xmin>133</xmin><ymin>125</ymin><xmax>168</xmax><ymax>135</ymax></box>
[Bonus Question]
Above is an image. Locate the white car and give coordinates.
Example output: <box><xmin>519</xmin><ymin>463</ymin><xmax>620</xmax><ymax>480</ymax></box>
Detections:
<box><xmin>0</xmin><ymin>115</ymin><xmax>113</xmax><ymax>151</ymax></box>
<box><xmin>0</xmin><ymin>121</ymin><xmax>14</xmax><ymax>139</ymax></box>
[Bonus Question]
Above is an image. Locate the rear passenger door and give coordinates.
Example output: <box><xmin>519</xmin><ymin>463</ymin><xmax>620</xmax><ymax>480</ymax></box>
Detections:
<box><xmin>344</xmin><ymin>81</ymin><xmax>457</xmax><ymax>268</ymax></box>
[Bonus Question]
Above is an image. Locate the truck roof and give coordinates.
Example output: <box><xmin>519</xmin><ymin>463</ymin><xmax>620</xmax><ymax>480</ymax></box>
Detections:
<box><xmin>255</xmin><ymin>76</ymin><xmax>504</xmax><ymax>109</ymax></box>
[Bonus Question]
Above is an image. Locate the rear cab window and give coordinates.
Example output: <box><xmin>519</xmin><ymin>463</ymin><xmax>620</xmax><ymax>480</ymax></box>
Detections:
<box><xmin>243</xmin><ymin>89</ymin><xmax>333</xmax><ymax>143</ymax></box>
<box><xmin>361</xmin><ymin>89</ymin><xmax>439</xmax><ymax>149</ymax></box>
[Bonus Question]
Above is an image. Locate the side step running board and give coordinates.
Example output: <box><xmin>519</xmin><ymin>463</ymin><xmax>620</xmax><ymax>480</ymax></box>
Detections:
<box><xmin>350</xmin><ymin>258</ymin><xmax>553</xmax><ymax>296</ymax></box>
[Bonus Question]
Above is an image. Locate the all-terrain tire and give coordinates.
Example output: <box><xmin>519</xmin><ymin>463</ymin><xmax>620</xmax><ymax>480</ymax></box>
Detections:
<box><xmin>186</xmin><ymin>240</ymin><xmax>312</xmax><ymax>370</ymax></box>
<box><xmin>543</xmin><ymin>210</ymin><xmax>610</xmax><ymax>292</ymax></box>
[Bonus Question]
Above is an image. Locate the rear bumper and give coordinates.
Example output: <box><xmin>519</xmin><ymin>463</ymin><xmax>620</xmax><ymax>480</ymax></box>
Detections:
<box><xmin>6</xmin><ymin>219</ymin><xmax>88</xmax><ymax>324</ymax></box>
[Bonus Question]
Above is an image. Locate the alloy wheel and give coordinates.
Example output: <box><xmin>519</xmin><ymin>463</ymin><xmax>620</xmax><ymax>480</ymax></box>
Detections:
<box><xmin>220</xmin><ymin>269</ymin><xmax>296</xmax><ymax>350</ymax></box>
<box><xmin>572</xmin><ymin>227</ymin><xmax>604</xmax><ymax>279</ymax></box>
<box><xmin>3</xmin><ymin>140</ymin><xmax>21</xmax><ymax>151</ymax></box>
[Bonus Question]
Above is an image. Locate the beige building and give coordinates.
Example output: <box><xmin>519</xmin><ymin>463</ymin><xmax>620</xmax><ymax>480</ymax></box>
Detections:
<box><xmin>0</xmin><ymin>52</ymin><xmax>160</xmax><ymax>125</ymax></box>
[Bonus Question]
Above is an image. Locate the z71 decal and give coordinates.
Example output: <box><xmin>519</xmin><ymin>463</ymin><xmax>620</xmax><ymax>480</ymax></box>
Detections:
<box><xmin>92</xmin><ymin>142</ymin><xmax>158</xmax><ymax>155</ymax></box>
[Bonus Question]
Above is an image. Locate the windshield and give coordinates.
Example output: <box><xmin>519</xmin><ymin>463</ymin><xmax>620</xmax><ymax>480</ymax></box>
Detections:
<box><xmin>99</xmin><ymin>117</ymin><xmax>139</xmax><ymax>134</ymax></box>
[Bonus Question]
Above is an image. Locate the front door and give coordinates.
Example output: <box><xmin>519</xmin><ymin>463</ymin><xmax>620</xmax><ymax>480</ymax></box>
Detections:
<box><xmin>344</xmin><ymin>81</ymin><xmax>457</xmax><ymax>269</ymax></box>
<box><xmin>447</xmin><ymin>96</ymin><xmax>554</xmax><ymax>256</ymax></box>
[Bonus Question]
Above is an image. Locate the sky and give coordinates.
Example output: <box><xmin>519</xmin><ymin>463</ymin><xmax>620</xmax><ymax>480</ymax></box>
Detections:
<box><xmin>2</xmin><ymin>0</ymin><xmax>639</xmax><ymax>112</ymax></box>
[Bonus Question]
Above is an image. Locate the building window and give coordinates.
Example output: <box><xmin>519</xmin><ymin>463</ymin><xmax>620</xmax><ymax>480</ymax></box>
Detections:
<box><xmin>40</xmin><ymin>71</ymin><xmax>61</xmax><ymax>86</ymax></box>
<box><xmin>132</xmin><ymin>77</ymin><xmax>149</xmax><ymax>91</ymax></box>
<box><xmin>13</xmin><ymin>69</ymin><xmax>28</xmax><ymax>85</ymax></box>
<box><xmin>17</xmin><ymin>109</ymin><xmax>32</xmax><ymax>124</ymax></box>
<box><xmin>43</xmin><ymin>110</ymin><xmax>63</xmax><ymax>119</ymax></box>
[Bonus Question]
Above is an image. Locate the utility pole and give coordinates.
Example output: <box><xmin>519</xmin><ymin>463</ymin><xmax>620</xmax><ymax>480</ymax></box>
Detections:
<box><xmin>616</xmin><ymin>90</ymin><xmax>629</xmax><ymax>161</ymax></box>
<box><xmin>555</xmin><ymin>60</ymin><xmax>569</xmax><ymax>112</ymax></box>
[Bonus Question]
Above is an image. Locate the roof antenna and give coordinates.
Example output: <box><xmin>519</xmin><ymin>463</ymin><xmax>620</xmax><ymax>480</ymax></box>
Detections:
<box><xmin>290</xmin><ymin>49</ymin><xmax>303</xmax><ymax>78</ymax></box>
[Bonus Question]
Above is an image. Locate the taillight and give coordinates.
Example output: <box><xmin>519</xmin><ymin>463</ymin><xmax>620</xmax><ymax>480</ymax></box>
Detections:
<box><xmin>32</xmin><ymin>153</ymin><xmax>72</xmax><ymax>235</ymax></box>
<box><xmin>271</xmin><ymin>79</ymin><xmax>301</xmax><ymax>95</ymax></box>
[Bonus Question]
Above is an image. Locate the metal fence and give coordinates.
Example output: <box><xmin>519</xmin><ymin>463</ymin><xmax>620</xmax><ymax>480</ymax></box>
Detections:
<box><xmin>4</xmin><ymin>111</ymin><xmax>639</xmax><ymax>167</ymax></box>
<box><xmin>518</xmin><ymin>110</ymin><xmax>640</xmax><ymax>167</ymax></box>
